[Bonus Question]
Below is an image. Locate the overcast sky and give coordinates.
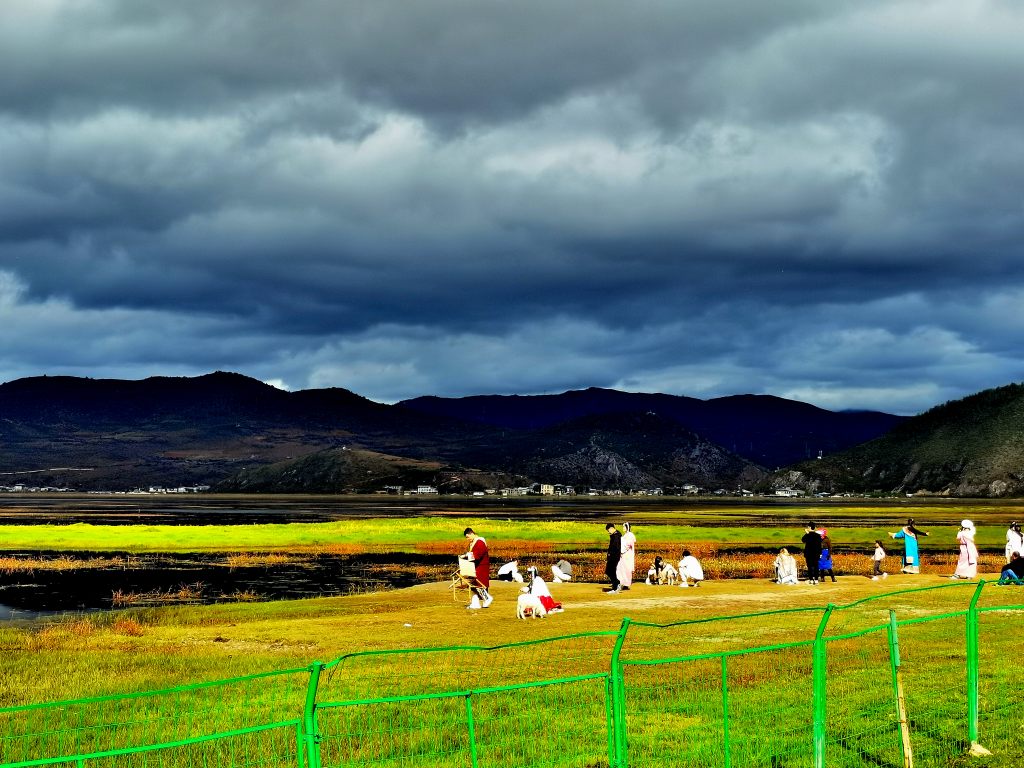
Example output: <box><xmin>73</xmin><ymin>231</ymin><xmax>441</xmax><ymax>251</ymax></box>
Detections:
<box><xmin>2</xmin><ymin>0</ymin><xmax>1023</xmax><ymax>415</ymax></box>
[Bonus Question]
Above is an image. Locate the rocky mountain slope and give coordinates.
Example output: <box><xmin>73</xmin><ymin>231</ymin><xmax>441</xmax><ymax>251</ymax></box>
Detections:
<box><xmin>773</xmin><ymin>383</ymin><xmax>1024</xmax><ymax>497</ymax></box>
<box><xmin>399</xmin><ymin>388</ymin><xmax>904</xmax><ymax>468</ymax></box>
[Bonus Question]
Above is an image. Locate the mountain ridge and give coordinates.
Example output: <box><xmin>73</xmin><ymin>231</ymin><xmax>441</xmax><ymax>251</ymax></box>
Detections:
<box><xmin>0</xmin><ymin>371</ymin><xmax>907</xmax><ymax>493</ymax></box>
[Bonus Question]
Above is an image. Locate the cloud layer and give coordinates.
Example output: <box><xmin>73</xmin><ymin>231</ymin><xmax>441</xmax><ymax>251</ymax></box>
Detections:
<box><xmin>2</xmin><ymin>0</ymin><xmax>1023</xmax><ymax>413</ymax></box>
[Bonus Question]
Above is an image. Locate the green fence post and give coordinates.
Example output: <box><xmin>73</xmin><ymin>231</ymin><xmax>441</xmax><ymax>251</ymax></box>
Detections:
<box><xmin>721</xmin><ymin>655</ymin><xmax>731</xmax><ymax>768</ymax></box>
<box><xmin>812</xmin><ymin>604</ymin><xmax>834</xmax><ymax>768</ymax></box>
<box><xmin>465</xmin><ymin>694</ymin><xmax>480</xmax><ymax>768</ymax></box>
<box><xmin>301</xmin><ymin>661</ymin><xmax>325</xmax><ymax>768</ymax></box>
<box><xmin>609</xmin><ymin>617</ymin><xmax>631</xmax><ymax>768</ymax></box>
<box><xmin>967</xmin><ymin>580</ymin><xmax>984</xmax><ymax>745</ymax></box>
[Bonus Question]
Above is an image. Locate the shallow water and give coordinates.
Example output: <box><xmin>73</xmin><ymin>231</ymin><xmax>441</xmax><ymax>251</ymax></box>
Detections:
<box><xmin>0</xmin><ymin>551</ymin><xmax>450</xmax><ymax>619</ymax></box>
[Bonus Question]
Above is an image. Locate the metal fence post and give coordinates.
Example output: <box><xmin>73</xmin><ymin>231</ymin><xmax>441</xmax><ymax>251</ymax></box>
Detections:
<box><xmin>721</xmin><ymin>654</ymin><xmax>732</xmax><ymax>768</ymax></box>
<box><xmin>967</xmin><ymin>580</ymin><xmax>984</xmax><ymax>745</ymax></box>
<box><xmin>609</xmin><ymin>617</ymin><xmax>631</xmax><ymax>768</ymax></box>
<box><xmin>812</xmin><ymin>604</ymin><xmax>834</xmax><ymax>768</ymax></box>
<box><xmin>301</xmin><ymin>662</ymin><xmax>325</xmax><ymax>768</ymax></box>
<box><xmin>465</xmin><ymin>694</ymin><xmax>480</xmax><ymax>768</ymax></box>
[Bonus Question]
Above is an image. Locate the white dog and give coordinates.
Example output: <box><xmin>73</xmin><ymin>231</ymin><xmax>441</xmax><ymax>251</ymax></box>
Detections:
<box><xmin>659</xmin><ymin>563</ymin><xmax>679</xmax><ymax>586</ymax></box>
<box><xmin>516</xmin><ymin>592</ymin><xmax>548</xmax><ymax>619</ymax></box>
<box><xmin>645</xmin><ymin>562</ymin><xmax>679</xmax><ymax>585</ymax></box>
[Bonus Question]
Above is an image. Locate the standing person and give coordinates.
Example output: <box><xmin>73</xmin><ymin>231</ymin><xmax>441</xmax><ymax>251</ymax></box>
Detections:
<box><xmin>617</xmin><ymin>522</ymin><xmax>636</xmax><ymax>591</ymax></box>
<box><xmin>871</xmin><ymin>540</ymin><xmax>888</xmax><ymax>580</ymax></box>
<box><xmin>818</xmin><ymin>529</ymin><xmax>837</xmax><ymax>583</ymax></box>
<box><xmin>952</xmin><ymin>520</ymin><xmax>979</xmax><ymax>579</ymax></box>
<box><xmin>802</xmin><ymin>524</ymin><xmax>823</xmax><ymax>584</ymax></box>
<box><xmin>551</xmin><ymin>559</ymin><xmax>572</xmax><ymax>583</ymax></box>
<box><xmin>1006</xmin><ymin>522</ymin><xmax>1024</xmax><ymax>564</ymax></box>
<box><xmin>605</xmin><ymin>524</ymin><xmax>622</xmax><ymax>593</ymax></box>
<box><xmin>462</xmin><ymin>527</ymin><xmax>492</xmax><ymax>609</ymax></box>
<box><xmin>889</xmin><ymin>519</ymin><xmax>928</xmax><ymax>574</ymax></box>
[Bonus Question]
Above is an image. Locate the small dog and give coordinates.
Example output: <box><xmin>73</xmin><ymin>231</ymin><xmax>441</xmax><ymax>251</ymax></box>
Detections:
<box><xmin>516</xmin><ymin>593</ymin><xmax>548</xmax><ymax>619</ymax></box>
<box><xmin>659</xmin><ymin>563</ymin><xmax>679</xmax><ymax>586</ymax></box>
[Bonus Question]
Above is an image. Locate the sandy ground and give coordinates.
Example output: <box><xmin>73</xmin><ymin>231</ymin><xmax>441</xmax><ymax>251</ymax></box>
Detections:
<box><xmin>311</xmin><ymin>569</ymin><xmax>1000</xmax><ymax>656</ymax></box>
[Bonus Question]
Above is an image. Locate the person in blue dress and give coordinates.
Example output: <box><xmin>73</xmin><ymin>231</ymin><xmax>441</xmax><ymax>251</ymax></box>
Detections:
<box><xmin>889</xmin><ymin>518</ymin><xmax>929</xmax><ymax>574</ymax></box>
<box><xmin>818</xmin><ymin>529</ymin><xmax>837</xmax><ymax>582</ymax></box>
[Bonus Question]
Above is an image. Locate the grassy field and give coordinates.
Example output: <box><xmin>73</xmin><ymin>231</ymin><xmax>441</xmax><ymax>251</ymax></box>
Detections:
<box><xmin>3</xmin><ymin>499</ymin><xmax>1022</xmax><ymax>766</ymax></box>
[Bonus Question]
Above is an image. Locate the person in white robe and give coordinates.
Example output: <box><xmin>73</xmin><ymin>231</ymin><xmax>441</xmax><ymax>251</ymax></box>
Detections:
<box><xmin>679</xmin><ymin>550</ymin><xmax>705</xmax><ymax>587</ymax></box>
<box><xmin>774</xmin><ymin>548</ymin><xmax>799</xmax><ymax>585</ymax></box>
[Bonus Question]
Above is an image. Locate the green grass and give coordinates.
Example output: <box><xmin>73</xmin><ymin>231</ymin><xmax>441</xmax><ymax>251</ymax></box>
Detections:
<box><xmin>2</xmin><ymin>504</ymin><xmax>1021</xmax><ymax>553</ymax></box>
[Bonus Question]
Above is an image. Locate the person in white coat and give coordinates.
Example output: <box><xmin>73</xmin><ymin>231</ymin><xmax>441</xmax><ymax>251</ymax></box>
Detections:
<box><xmin>679</xmin><ymin>550</ymin><xmax>704</xmax><ymax>587</ymax></box>
<box><xmin>1006</xmin><ymin>522</ymin><xmax>1023</xmax><ymax>564</ymax></box>
<box><xmin>616</xmin><ymin>522</ymin><xmax>636</xmax><ymax>590</ymax></box>
<box><xmin>774</xmin><ymin>548</ymin><xmax>799</xmax><ymax>585</ymax></box>
<box><xmin>953</xmin><ymin>520</ymin><xmax>978</xmax><ymax>579</ymax></box>
<box><xmin>497</xmin><ymin>560</ymin><xmax>524</xmax><ymax>583</ymax></box>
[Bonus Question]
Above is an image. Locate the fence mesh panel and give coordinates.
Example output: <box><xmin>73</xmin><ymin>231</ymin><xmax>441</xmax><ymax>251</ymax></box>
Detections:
<box><xmin>621</xmin><ymin>656</ymin><xmax>726</xmax><ymax>767</ymax></box>
<box><xmin>823</xmin><ymin>631</ymin><xmax>901</xmax><ymax>768</ymax></box>
<box><xmin>898</xmin><ymin>615</ymin><xmax>969</xmax><ymax>767</ymax></box>
<box><xmin>726</xmin><ymin>646</ymin><xmax>815</xmax><ymax>768</ymax></box>
<box><xmin>978</xmin><ymin>605</ymin><xmax>1024</xmax><ymax>757</ymax></box>
<box><xmin>0</xmin><ymin>669</ymin><xmax>307</xmax><ymax>768</ymax></box>
<box><xmin>6</xmin><ymin>582</ymin><xmax>1024</xmax><ymax>768</ymax></box>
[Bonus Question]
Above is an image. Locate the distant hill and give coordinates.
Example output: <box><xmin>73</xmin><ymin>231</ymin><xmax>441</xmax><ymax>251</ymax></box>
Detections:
<box><xmin>399</xmin><ymin>388</ymin><xmax>904</xmax><ymax>468</ymax></box>
<box><xmin>0</xmin><ymin>372</ymin><xmax>493</xmax><ymax>490</ymax></box>
<box><xmin>773</xmin><ymin>383</ymin><xmax>1024</xmax><ymax>497</ymax></box>
<box><xmin>0</xmin><ymin>371</ymin><xmax>905</xmax><ymax>493</ymax></box>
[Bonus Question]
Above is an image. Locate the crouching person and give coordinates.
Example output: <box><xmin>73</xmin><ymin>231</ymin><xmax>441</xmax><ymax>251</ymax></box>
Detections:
<box><xmin>551</xmin><ymin>559</ymin><xmax>572</xmax><ymax>583</ymax></box>
<box><xmin>527</xmin><ymin>566</ymin><xmax>563</xmax><ymax>613</ymax></box>
<box><xmin>679</xmin><ymin>550</ymin><xmax>704</xmax><ymax>587</ymax></box>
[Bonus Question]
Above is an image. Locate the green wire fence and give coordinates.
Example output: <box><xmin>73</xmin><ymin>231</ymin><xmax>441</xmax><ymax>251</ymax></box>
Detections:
<box><xmin>2</xmin><ymin>581</ymin><xmax>1022</xmax><ymax>767</ymax></box>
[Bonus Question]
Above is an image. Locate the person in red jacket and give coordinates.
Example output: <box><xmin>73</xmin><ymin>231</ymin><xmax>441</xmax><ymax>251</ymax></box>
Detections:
<box><xmin>463</xmin><ymin>527</ymin><xmax>492</xmax><ymax>608</ymax></box>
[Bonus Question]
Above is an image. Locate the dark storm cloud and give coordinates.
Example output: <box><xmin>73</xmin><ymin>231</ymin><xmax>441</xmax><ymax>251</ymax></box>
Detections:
<box><xmin>1</xmin><ymin>0</ymin><xmax>1024</xmax><ymax>413</ymax></box>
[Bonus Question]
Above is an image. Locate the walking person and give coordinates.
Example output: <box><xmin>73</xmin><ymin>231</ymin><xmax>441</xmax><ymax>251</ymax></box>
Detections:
<box><xmin>605</xmin><ymin>524</ymin><xmax>622</xmax><ymax>593</ymax></box>
<box><xmin>952</xmin><ymin>520</ymin><xmax>978</xmax><ymax>579</ymax></box>
<box><xmin>889</xmin><ymin>518</ymin><xmax>928</xmax><ymax>574</ymax></box>
<box><xmin>818</xmin><ymin>529</ymin><xmax>837</xmax><ymax>582</ymax></box>
<box><xmin>462</xmin><ymin>527</ymin><xmax>493</xmax><ymax>609</ymax></box>
<box><xmin>802</xmin><ymin>524</ymin><xmax>823</xmax><ymax>584</ymax></box>
<box><xmin>1006</xmin><ymin>522</ymin><xmax>1024</xmax><ymax>564</ymax></box>
<box><xmin>871</xmin><ymin>540</ymin><xmax>888</xmax><ymax>580</ymax></box>
<box><xmin>617</xmin><ymin>522</ymin><xmax>636</xmax><ymax>591</ymax></box>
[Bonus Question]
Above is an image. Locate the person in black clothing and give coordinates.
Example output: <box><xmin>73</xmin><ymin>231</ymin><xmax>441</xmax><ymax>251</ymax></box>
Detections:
<box><xmin>802</xmin><ymin>524</ymin><xmax>823</xmax><ymax>585</ymax></box>
<box><xmin>1000</xmin><ymin>552</ymin><xmax>1024</xmax><ymax>582</ymax></box>
<box><xmin>605</xmin><ymin>524</ymin><xmax>622</xmax><ymax>593</ymax></box>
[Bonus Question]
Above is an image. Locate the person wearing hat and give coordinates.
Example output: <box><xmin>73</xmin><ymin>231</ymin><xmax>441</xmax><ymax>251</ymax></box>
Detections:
<box><xmin>952</xmin><ymin>520</ymin><xmax>978</xmax><ymax>579</ymax></box>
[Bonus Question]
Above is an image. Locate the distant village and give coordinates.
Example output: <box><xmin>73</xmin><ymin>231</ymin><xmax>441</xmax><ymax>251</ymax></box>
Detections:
<box><xmin>0</xmin><ymin>481</ymin><xmax>848</xmax><ymax>498</ymax></box>
<box><xmin>377</xmin><ymin>483</ymin><xmax>835</xmax><ymax>498</ymax></box>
